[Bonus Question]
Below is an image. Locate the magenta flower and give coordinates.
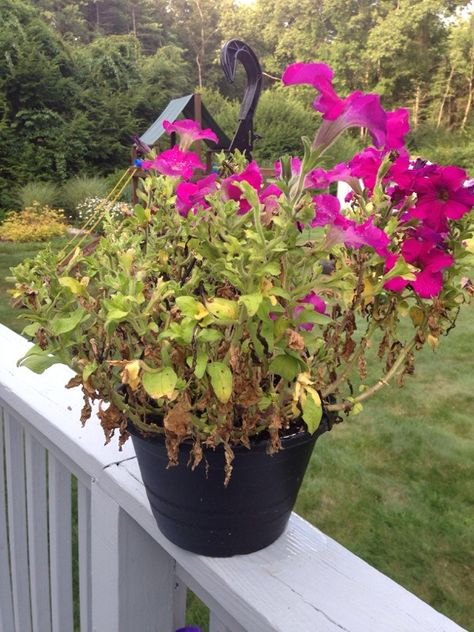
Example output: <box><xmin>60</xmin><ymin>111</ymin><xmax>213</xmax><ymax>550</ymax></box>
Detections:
<box><xmin>176</xmin><ymin>173</ymin><xmax>218</xmax><ymax>217</ymax></box>
<box><xmin>311</xmin><ymin>194</ymin><xmax>389</xmax><ymax>256</ymax></box>
<box><xmin>274</xmin><ymin>156</ymin><xmax>302</xmax><ymax>178</ymax></box>
<box><xmin>283</xmin><ymin>61</ymin><xmax>389</xmax><ymax>150</ymax></box>
<box><xmin>260</xmin><ymin>183</ymin><xmax>283</xmax><ymax>218</ymax></box>
<box><xmin>141</xmin><ymin>146</ymin><xmax>205</xmax><ymax>179</ymax></box>
<box><xmin>294</xmin><ymin>291</ymin><xmax>327</xmax><ymax>330</ymax></box>
<box><xmin>410</xmin><ymin>165</ymin><xmax>474</xmax><ymax>232</ymax></box>
<box><xmin>282</xmin><ymin>62</ymin><xmax>345</xmax><ymax>119</ymax></box>
<box><xmin>384</xmin><ymin>229</ymin><xmax>454</xmax><ymax>297</ymax></box>
<box><xmin>386</xmin><ymin>108</ymin><xmax>410</xmax><ymax>150</ymax></box>
<box><xmin>163</xmin><ymin>119</ymin><xmax>218</xmax><ymax>150</ymax></box>
<box><xmin>311</xmin><ymin>193</ymin><xmax>341</xmax><ymax>225</ymax></box>
<box><xmin>305</xmin><ymin>162</ymin><xmax>357</xmax><ymax>191</ymax></box>
<box><xmin>221</xmin><ymin>161</ymin><xmax>263</xmax><ymax>214</ymax></box>
<box><xmin>348</xmin><ymin>147</ymin><xmax>383</xmax><ymax>192</ymax></box>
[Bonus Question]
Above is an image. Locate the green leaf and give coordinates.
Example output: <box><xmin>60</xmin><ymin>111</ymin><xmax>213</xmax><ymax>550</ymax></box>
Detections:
<box><xmin>207</xmin><ymin>362</ymin><xmax>233</xmax><ymax>403</ymax></box>
<box><xmin>262</xmin><ymin>261</ymin><xmax>280</xmax><ymax>276</ymax></box>
<box><xmin>105</xmin><ymin>309</ymin><xmax>129</xmax><ymax>325</ymax></box>
<box><xmin>198</xmin><ymin>328</ymin><xmax>222</xmax><ymax>343</ymax></box>
<box><xmin>302</xmin><ymin>389</ymin><xmax>323</xmax><ymax>434</ymax></box>
<box><xmin>194</xmin><ymin>351</ymin><xmax>208</xmax><ymax>379</ymax></box>
<box><xmin>17</xmin><ymin>346</ymin><xmax>61</xmax><ymax>374</ymax></box>
<box><xmin>134</xmin><ymin>204</ymin><xmax>150</xmax><ymax>223</ymax></box>
<box><xmin>238</xmin><ymin>180</ymin><xmax>261</xmax><ymax>209</ymax></box>
<box><xmin>142</xmin><ymin>367</ymin><xmax>178</xmax><ymax>399</ymax></box>
<box><xmin>22</xmin><ymin>322</ymin><xmax>40</xmax><ymax>338</ymax></box>
<box><xmin>239</xmin><ymin>293</ymin><xmax>263</xmax><ymax>317</ymax></box>
<box><xmin>83</xmin><ymin>361</ymin><xmax>98</xmax><ymax>382</ymax></box>
<box><xmin>269</xmin><ymin>354</ymin><xmax>300</xmax><ymax>381</ymax></box>
<box><xmin>51</xmin><ymin>309</ymin><xmax>88</xmax><ymax>335</ymax></box>
<box><xmin>294</xmin><ymin>308</ymin><xmax>329</xmax><ymax>326</ymax></box>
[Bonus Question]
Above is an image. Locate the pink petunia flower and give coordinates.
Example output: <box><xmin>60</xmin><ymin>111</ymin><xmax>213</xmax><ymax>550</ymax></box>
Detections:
<box><xmin>260</xmin><ymin>183</ymin><xmax>283</xmax><ymax>218</ymax></box>
<box><xmin>409</xmin><ymin>165</ymin><xmax>474</xmax><ymax>232</ymax></box>
<box><xmin>175</xmin><ymin>174</ymin><xmax>218</xmax><ymax>217</ymax></box>
<box><xmin>294</xmin><ymin>291</ymin><xmax>327</xmax><ymax>330</ymax></box>
<box><xmin>221</xmin><ymin>161</ymin><xmax>263</xmax><ymax>214</ymax></box>
<box><xmin>163</xmin><ymin>119</ymin><xmax>218</xmax><ymax>151</ymax></box>
<box><xmin>384</xmin><ymin>229</ymin><xmax>454</xmax><ymax>297</ymax></box>
<box><xmin>386</xmin><ymin>108</ymin><xmax>410</xmax><ymax>150</ymax></box>
<box><xmin>283</xmin><ymin>61</ymin><xmax>393</xmax><ymax>150</ymax></box>
<box><xmin>282</xmin><ymin>62</ymin><xmax>345</xmax><ymax>119</ymax></box>
<box><xmin>141</xmin><ymin>146</ymin><xmax>205</xmax><ymax>179</ymax></box>
<box><xmin>311</xmin><ymin>194</ymin><xmax>390</xmax><ymax>256</ymax></box>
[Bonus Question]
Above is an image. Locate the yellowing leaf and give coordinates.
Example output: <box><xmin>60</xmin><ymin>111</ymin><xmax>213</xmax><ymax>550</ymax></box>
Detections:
<box><xmin>59</xmin><ymin>276</ymin><xmax>87</xmax><ymax>296</ymax></box>
<box><xmin>207</xmin><ymin>362</ymin><xmax>233</xmax><ymax>403</ymax></box>
<box><xmin>121</xmin><ymin>360</ymin><xmax>141</xmax><ymax>390</ymax></box>
<box><xmin>175</xmin><ymin>296</ymin><xmax>209</xmax><ymax>320</ymax></box>
<box><xmin>142</xmin><ymin>367</ymin><xmax>178</xmax><ymax>399</ymax></box>
<box><xmin>205</xmin><ymin>297</ymin><xmax>238</xmax><ymax>321</ymax></box>
<box><xmin>302</xmin><ymin>386</ymin><xmax>323</xmax><ymax>434</ymax></box>
<box><xmin>409</xmin><ymin>306</ymin><xmax>424</xmax><ymax>327</ymax></box>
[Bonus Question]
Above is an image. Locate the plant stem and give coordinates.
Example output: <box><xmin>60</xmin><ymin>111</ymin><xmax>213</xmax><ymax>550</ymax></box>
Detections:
<box><xmin>326</xmin><ymin>336</ymin><xmax>418</xmax><ymax>412</ymax></box>
<box><xmin>322</xmin><ymin>319</ymin><xmax>378</xmax><ymax>397</ymax></box>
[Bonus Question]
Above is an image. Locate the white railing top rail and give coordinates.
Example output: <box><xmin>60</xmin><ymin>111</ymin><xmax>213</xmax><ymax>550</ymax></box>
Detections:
<box><xmin>0</xmin><ymin>323</ymin><xmax>466</xmax><ymax>632</ymax></box>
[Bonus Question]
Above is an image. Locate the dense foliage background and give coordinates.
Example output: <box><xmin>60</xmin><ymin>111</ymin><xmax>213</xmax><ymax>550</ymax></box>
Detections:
<box><xmin>1</xmin><ymin>0</ymin><xmax>474</xmax><ymax>212</ymax></box>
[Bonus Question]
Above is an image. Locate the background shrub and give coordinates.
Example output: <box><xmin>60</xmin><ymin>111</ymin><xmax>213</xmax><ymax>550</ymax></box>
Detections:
<box><xmin>17</xmin><ymin>181</ymin><xmax>61</xmax><ymax>209</ymax></box>
<box><xmin>104</xmin><ymin>169</ymin><xmax>132</xmax><ymax>203</ymax></box>
<box><xmin>0</xmin><ymin>203</ymin><xmax>68</xmax><ymax>242</ymax></box>
<box><xmin>60</xmin><ymin>176</ymin><xmax>109</xmax><ymax>217</ymax></box>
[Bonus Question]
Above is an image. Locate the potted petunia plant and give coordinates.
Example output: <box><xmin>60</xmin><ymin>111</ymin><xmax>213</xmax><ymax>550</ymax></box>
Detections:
<box><xmin>9</xmin><ymin>61</ymin><xmax>474</xmax><ymax>557</ymax></box>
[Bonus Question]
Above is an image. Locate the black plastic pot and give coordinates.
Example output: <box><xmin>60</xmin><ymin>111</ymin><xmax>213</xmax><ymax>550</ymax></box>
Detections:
<box><xmin>129</xmin><ymin>416</ymin><xmax>330</xmax><ymax>557</ymax></box>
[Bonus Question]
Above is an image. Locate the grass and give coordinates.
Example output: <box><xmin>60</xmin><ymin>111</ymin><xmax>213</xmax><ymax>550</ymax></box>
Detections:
<box><xmin>0</xmin><ymin>239</ymin><xmax>472</xmax><ymax>630</ymax></box>
<box><xmin>295</xmin><ymin>304</ymin><xmax>474</xmax><ymax>630</ymax></box>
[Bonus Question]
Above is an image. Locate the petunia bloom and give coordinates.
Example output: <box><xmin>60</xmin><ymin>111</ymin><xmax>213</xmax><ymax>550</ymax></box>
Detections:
<box><xmin>176</xmin><ymin>173</ymin><xmax>218</xmax><ymax>217</ymax></box>
<box><xmin>283</xmin><ymin>62</ymin><xmax>389</xmax><ymax>149</ymax></box>
<box><xmin>384</xmin><ymin>229</ymin><xmax>454</xmax><ymax>297</ymax></box>
<box><xmin>294</xmin><ymin>291</ymin><xmax>327</xmax><ymax>330</ymax></box>
<box><xmin>386</xmin><ymin>108</ymin><xmax>410</xmax><ymax>150</ymax></box>
<box><xmin>282</xmin><ymin>62</ymin><xmax>345</xmax><ymax>119</ymax></box>
<box><xmin>409</xmin><ymin>165</ymin><xmax>474</xmax><ymax>232</ymax></box>
<box><xmin>221</xmin><ymin>161</ymin><xmax>263</xmax><ymax>214</ymax></box>
<box><xmin>141</xmin><ymin>146</ymin><xmax>205</xmax><ymax>179</ymax></box>
<box><xmin>311</xmin><ymin>194</ymin><xmax>389</xmax><ymax>256</ymax></box>
<box><xmin>163</xmin><ymin>119</ymin><xmax>218</xmax><ymax>151</ymax></box>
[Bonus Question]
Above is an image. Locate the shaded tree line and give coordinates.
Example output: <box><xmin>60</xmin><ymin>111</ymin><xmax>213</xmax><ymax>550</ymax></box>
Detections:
<box><xmin>0</xmin><ymin>0</ymin><xmax>473</xmax><ymax>210</ymax></box>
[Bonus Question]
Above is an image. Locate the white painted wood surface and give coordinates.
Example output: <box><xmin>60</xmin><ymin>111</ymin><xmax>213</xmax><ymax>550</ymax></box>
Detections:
<box><xmin>49</xmin><ymin>455</ymin><xmax>74</xmax><ymax>632</ymax></box>
<box><xmin>25</xmin><ymin>433</ymin><xmax>52</xmax><ymax>632</ymax></box>
<box><xmin>78</xmin><ymin>482</ymin><xmax>92</xmax><ymax>632</ymax></box>
<box><xmin>0</xmin><ymin>323</ymin><xmax>469</xmax><ymax>632</ymax></box>
<box><xmin>90</xmin><ymin>481</ymin><xmax>187</xmax><ymax>632</ymax></box>
<box><xmin>209</xmin><ymin>612</ymin><xmax>232</xmax><ymax>632</ymax></box>
<box><xmin>0</xmin><ymin>411</ymin><xmax>15</xmax><ymax>632</ymax></box>
<box><xmin>4</xmin><ymin>411</ymin><xmax>32</xmax><ymax>632</ymax></box>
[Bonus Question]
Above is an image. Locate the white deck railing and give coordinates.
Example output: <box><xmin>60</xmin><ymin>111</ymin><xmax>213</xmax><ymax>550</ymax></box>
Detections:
<box><xmin>0</xmin><ymin>323</ymin><xmax>467</xmax><ymax>632</ymax></box>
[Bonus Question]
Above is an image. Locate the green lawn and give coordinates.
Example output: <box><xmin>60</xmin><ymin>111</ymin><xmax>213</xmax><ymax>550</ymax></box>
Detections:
<box><xmin>296</xmin><ymin>304</ymin><xmax>474</xmax><ymax>630</ymax></box>
<box><xmin>1</xmin><ymin>239</ymin><xmax>473</xmax><ymax>630</ymax></box>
